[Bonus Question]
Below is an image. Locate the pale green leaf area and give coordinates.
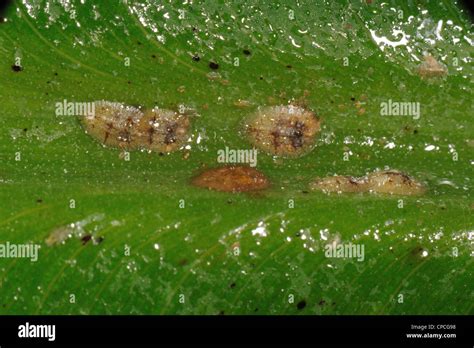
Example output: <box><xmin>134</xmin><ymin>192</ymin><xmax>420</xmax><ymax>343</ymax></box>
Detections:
<box><xmin>0</xmin><ymin>1</ymin><xmax>472</xmax><ymax>314</ymax></box>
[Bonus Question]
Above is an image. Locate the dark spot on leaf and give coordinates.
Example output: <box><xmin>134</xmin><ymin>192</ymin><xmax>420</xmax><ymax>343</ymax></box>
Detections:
<box><xmin>243</xmin><ymin>49</ymin><xmax>251</xmax><ymax>55</ymax></box>
<box><xmin>23</xmin><ymin>128</ymin><xmax>27</xmax><ymax>132</ymax></box>
<box><xmin>94</xmin><ymin>236</ymin><xmax>104</xmax><ymax>245</ymax></box>
<box><xmin>254</xmin><ymin>308</ymin><xmax>259</xmax><ymax>312</ymax></box>
<box><xmin>179</xmin><ymin>258</ymin><xmax>188</xmax><ymax>266</ymax></box>
<box><xmin>350</xmin><ymin>97</ymin><xmax>355</xmax><ymax>101</ymax></box>
<box><xmin>81</xmin><ymin>234</ymin><xmax>92</xmax><ymax>245</ymax></box>
<box><xmin>36</xmin><ymin>198</ymin><xmax>42</xmax><ymax>203</ymax></box>
<box><xmin>151</xmin><ymin>54</ymin><xmax>156</xmax><ymax>58</ymax></box>
<box><xmin>259</xmin><ymin>76</ymin><xmax>263</xmax><ymax>80</ymax></box>
<box><xmin>159</xmin><ymin>152</ymin><xmax>164</xmax><ymax>156</ymax></box>
<box><xmin>414</xmin><ymin>129</ymin><xmax>418</xmax><ymax>134</ymax></box>
<box><xmin>192</xmin><ymin>54</ymin><xmax>200</xmax><ymax>62</ymax></box>
<box><xmin>209</xmin><ymin>61</ymin><xmax>219</xmax><ymax>70</ymax></box>
<box><xmin>318</xmin><ymin>299</ymin><xmax>326</xmax><ymax>306</ymax></box>
<box><xmin>302</xmin><ymin>190</ymin><xmax>309</xmax><ymax>194</ymax></box>
<box><xmin>137</xmin><ymin>41</ymin><xmax>142</xmax><ymax>45</ymax></box>
<box><xmin>286</xmin><ymin>64</ymin><xmax>292</xmax><ymax>69</ymax></box>
<box><xmin>127</xmin><ymin>81</ymin><xmax>131</xmax><ymax>84</ymax></box>
<box><xmin>297</xmin><ymin>300</ymin><xmax>306</xmax><ymax>310</ymax></box>
<box><xmin>227</xmin><ymin>199</ymin><xmax>233</xmax><ymax>204</ymax></box>
<box><xmin>11</xmin><ymin>64</ymin><xmax>22</xmax><ymax>72</ymax></box>
<box><xmin>229</xmin><ymin>282</ymin><xmax>236</xmax><ymax>289</ymax></box>
<box><xmin>218</xmin><ymin>310</ymin><xmax>225</xmax><ymax>315</ymax></box>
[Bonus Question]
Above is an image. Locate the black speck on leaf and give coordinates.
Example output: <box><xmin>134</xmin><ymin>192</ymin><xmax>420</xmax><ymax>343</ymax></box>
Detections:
<box><xmin>11</xmin><ymin>64</ymin><xmax>22</xmax><ymax>72</ymax></box>
<box><xmin>243</xmin><ymin>49</ymin><xmax>251</xmax><ymax>55</ymax></box>
<box><xmin>297</xmin><ymin>300</ymin><xmax>307</xmax><ymax>310</ymax></box>
<box><xmin>81</xmin><ymin>234</ymin><xmax>92</xmax><ymax>245</ymax></box>
<box><xmin>192</xmin><ymin>55</ymin><xmax>200</xmax><ymax>62</ymax></box>
<box><xmin>286</xmin><ymin>64</ymin><xmax>292</xmax><ymax>69</ymax></box>
<box><xmin>209</xmin><ymin>61</ymin><xmax>219</xmax><ymax>70</ymax></box>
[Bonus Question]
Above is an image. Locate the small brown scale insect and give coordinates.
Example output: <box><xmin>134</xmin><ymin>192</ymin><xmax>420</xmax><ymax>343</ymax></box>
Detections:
<box><xmin>245</xmin><ymin>105</ymin><xmax>321</xmax><ymax>157</ymax></box>
<box><xmin>310</xmin><ymin>170</ymin><xmax>425</xmax><ymax>196</ymax></box>
<box><xmin>417</xmin><ymin>54</ymin><xmax>447</xmax><ymax>78</ymax></box>
<box><xmin>81</xmin><ymin>101</ymin><xmax>191</xmax><ymax>153</ymax></box>
<box><xmin>192</xmin><ymin>166</ymin><xmax>269</xmax><ymax>193</ymax></box>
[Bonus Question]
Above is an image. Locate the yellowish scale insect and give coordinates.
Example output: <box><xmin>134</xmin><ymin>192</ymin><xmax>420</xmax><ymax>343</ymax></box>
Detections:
<box><xmin>245</xmin><ymin>105</ymin><xmax>321</xmax><ymax>157</ymax></box>
<box><xmin>81</xmin><ymin>101</ymin><xmax>191</xmax><ymax>153</ymax></box>
<box><xmin>310</xmin><ymin>170</ymin><xmax>425</xmax><ymax>196</ymax></box>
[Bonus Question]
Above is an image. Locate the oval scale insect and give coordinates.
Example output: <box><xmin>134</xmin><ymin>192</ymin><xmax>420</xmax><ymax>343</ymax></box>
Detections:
<box><xmin>310</xmin><ymin>170</ymin><xmax>425</xmax><ymax>196</ymax></box>
<box><xmin>192</xmin><ymin>166</ymin><xmax>269</xmax><ymax>193</ymax></box>
<box><xmin>81</xmin><ymin>101</ymin><xmax>191</xmax><ymax>153</ymax></box>
<box><xmin>245</xmin><ymin>105</ymin><xmax>321</xmax><ymax>157</ymax></box>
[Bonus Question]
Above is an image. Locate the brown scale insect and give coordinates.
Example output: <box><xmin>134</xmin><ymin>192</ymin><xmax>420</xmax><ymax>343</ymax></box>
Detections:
<box><xmin>81</xmin><ymin>101</ymin><xmax>191</xmax><ymax>153</ymax></box>
<box><xmin>191</xmin><ymin>166</ymin><xmax>269</xmax><ymax>193</ymax></box>
<box><xmin>417</xmin><ymin>54</ymin><xmax>447</xmax><ymax>78</ymax></box>
<box><xmin>245</xmin><ymin>105</ymin><xmax>321</xmax><ymax>157</ymax></box>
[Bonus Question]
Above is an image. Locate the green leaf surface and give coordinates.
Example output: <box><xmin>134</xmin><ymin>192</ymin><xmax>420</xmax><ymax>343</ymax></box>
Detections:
<box><xmin>0</xmin><ymin>0</ymin><xmax>473</xmax><ymax>314</ymax></box>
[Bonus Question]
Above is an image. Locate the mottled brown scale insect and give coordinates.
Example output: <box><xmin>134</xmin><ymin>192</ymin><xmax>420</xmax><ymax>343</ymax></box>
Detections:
<box><xmin>81</xmin><ymin>101</ymin><xmax>191</xmax><ymax>153</ymax></box>
<box><xmin>192</xmin><ymin>166</ymin><xmax>269</xmax><ymax>193</ymax></box>
<box><xmin>245</xmin><ymin>105</ymin><xmax>320</xmax><ymax>157</ymax></box>
<box><xmin>132</xmin><ymin>107</ymin><xmax>190</xmax><ymax>153</ymax></box>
